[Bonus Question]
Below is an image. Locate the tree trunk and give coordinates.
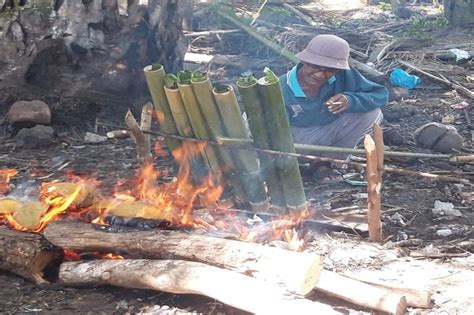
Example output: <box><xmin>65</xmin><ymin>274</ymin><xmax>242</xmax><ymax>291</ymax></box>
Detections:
<box><xmin>0</xmin><ymin>0</ymin><xmax>192</xmax><ymax>108</ymax></box>
<box><xmin>0</xmin><ymin>227</ymin><xmax>63</xmax><ymax>284</ymax></box>
<box><xmin>444</xmin><ymin>0</ymin><xmax>474</xmax><ymax>26</ymax></box>
<box><xmin>43</xmin><ymin>221</ymin><xmax>323</xmax><ymax>295</ymax></box>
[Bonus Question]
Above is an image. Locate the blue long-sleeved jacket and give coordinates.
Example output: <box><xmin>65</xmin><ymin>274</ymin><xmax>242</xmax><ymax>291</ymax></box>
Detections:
<box><xmin>279</xmin><ymin>65</ymin><xmax>388</xmax><ymax>127</ymax></box>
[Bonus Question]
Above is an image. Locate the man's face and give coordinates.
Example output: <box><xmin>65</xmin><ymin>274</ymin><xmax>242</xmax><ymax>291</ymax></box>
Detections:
<box><xmin>299</xmin><ymin>63</ymin><xmax>340</xmax><ymax>86</ymax></box>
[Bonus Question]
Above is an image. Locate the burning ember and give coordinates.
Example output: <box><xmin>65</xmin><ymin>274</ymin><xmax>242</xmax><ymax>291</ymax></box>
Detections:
<box><xmin>0</xmin><ymin>143</ymin><xmax>308</xmax><ymax>251</ymax></box>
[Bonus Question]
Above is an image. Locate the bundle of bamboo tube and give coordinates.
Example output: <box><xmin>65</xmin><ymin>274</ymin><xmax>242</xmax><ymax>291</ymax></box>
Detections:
<box><xmin>144</xmin><ymin>65</ymin><xmax>307</xmax><ymax>214</ymax></box>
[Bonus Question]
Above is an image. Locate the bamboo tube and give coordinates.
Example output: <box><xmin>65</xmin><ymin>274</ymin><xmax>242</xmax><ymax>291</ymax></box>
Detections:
<box><xmin>212</xmin><ymin>84</ymin><xmax>270</xmax><ymax>212</ymax></box>
<box><xmin>143</xmin><ymin>64</ymin><xmax>181</xmax><ymax>156</ymax></box>
<box><xmin>176</xmin><ymin>71</ymin><xmax>221</xmax><ymax>178</ymax></box>
<box><xmin>257</xmin><ymin>68</ymin><xmax>307</xmax><ymax>215</ymax></box>
<box><xmin>164</xmin><ymin>76</ymin><xmax>211</xmax><ymax>186</ymax></box>
<box><xmin>190</xmin><ymin>72</ymin><xmax>247</xmax><ymax>204</ymax></box>
<box><xmin>237</xmin><ymin>75</ymin><xmax>286</xmax><ymax>212</ymax></box>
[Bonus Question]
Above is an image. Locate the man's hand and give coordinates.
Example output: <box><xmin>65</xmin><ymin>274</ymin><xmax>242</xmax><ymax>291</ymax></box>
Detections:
<box><xmin>325</xmin><ymin>94</ymin><xmax>349</xmax><ymax>114</ymax></box>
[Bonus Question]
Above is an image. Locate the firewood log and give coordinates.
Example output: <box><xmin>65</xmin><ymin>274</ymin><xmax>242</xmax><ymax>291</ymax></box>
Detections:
<box><xmin>44</xmin><ymin>221</ymin><xmax>323</xmax><ymax>295</ymax></box>
<box><xmin>314</xmin><ymin>270</ymin><xmax>407</xmax><ymax>315</ymax></box>
<box><xmin>0</xmin><ymin>227</ymin><xmax>62</xmax><ymax>284</ymax></box>
<box><xmin>60</xmin><ymin>259</ymin><xmax>338</xmax><ymax>314</ymax></box>
<box><xmin>344</xmin><ymin>274</ymin><xmax>433</xmax><ymax>308</ymax></box>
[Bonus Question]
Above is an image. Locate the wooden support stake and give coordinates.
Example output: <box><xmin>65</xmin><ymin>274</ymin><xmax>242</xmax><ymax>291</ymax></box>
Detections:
<box><xmin>140</xmin><ymin>102</ymin><xmax>153</xmax><ymax>150</ymax></box>
<box><xmin>364</xmin><ymin>134</ymin><xmax>382</xmax><ymax>242</ymax></box>
<box><xmin>60</xmin><ymin>259</ymin><xmax>337</xmax><ymax>314</ymax></box>
<box><xmin>44</xmin><ymin>221</ymin><xmax>323</xmax><ymax>295</ymax></box>
<box><xmin>0</xmin><ymin>227</ymin><xmax>62</xmax><ymax>284</ymax></box>
<box><xmin>314</xmin><ymin>270</ymin><xmax>407</xmax><ymax>315</ymax></box>
<box><xmin>124</xmin><ymin>110</ymin><xmax>152</xmax><ymax>165</ymax></box>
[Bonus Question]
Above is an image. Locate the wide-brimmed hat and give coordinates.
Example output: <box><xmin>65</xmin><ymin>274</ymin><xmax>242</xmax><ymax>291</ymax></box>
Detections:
<box><xmin>295</xmin><ymin>34</ymin><xmax>350</xmax><ymax>70</ymax></box>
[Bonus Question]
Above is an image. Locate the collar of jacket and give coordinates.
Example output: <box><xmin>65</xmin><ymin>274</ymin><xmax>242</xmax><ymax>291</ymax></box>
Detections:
<box><xmin>286</xmin><ymin>63</ymin><xmax>336</xmax><ymax>98</ymax></box>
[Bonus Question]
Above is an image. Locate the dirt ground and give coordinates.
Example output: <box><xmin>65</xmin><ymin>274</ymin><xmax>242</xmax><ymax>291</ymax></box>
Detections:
<box><xmin>1</xmin><ymin>0</ymin><xmax>473</xmax><ymax>314</ymax></box>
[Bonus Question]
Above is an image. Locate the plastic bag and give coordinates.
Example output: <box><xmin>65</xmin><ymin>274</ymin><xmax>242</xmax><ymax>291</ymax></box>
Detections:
<box><xmin>389</xmin><ymin>68</ymin><xmax>421</xmax><ymax>90</ymax></box>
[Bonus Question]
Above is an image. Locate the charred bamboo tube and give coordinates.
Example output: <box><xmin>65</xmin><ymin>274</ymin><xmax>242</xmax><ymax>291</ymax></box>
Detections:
<box><xmin>237</xmin><ymin>75</ymin><xmax>286</xmax><ymax>212</ymax></box>
<box><xmin>190</xmin><ymin>72</ymin><xmax>247</xmax><ymax>204</ymax></box>
<box><xmin>143</xmin><ymin>64</ymin><xmax>181</xmax><ymax>156</ymax></box>
<box><xmin>212</xmin><ymin>84</ymin><xmax>270</xmax><ymax>212</ymax></box>
<box><xmin>177</xmin><ymin>71</ymin><xmax>222</xmax><ymax>180</ymax></box>
<box><xmin>164</xmin><ymin>76</ymin><xmax>211</xmax><ymax>186</ymax></box>
<box><xmin>257</xmin><ymin>68</ymin><xmax>307</xmax><ymax>215</ymax></box>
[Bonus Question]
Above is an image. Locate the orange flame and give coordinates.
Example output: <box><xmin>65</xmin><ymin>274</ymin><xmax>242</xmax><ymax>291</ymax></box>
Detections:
<box><xmin>0</xmin><ymin>169</ymin><xmax>18</xmax><ymax>194</ymax></box>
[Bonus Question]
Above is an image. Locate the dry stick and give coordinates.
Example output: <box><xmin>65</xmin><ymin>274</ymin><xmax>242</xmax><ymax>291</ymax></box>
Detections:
<box><xmin>60</xmin><ymin>259</ymin><xmax>337</xmax><ymax>314</ymax></box>
<box><xmin>365</xmin><ymin>135</ymin><xmax>382</xmax><ymax>242</ymax></box>
<box><xmin>282</xmin><ymin>3</ymin><xmax>316</xmax><ymax>26</ymax></box>
<box><xmin>97</xmin><ymin>122</ymin><xmax>472</xmax><ymax>185</ymax></box>
<box><xmin>314</xmin><ymin>270</ymin><xmax>407</xmax><ymax>315</ymax></box>
<box><xmin>124</xmin><ymin>110</ymin><xmax>152</xmax><ymax>165</ymax></box>
<box><xmin>216</xmin><ymin>135</ymin><xmax>474</xmax><ymax>163</ymax></box>
<box><xmin>398</xmin><ymin>60</ymin><xmax>474</xmax><ymax>99</ymax></box>
<box><xmin>140</xmin><ymin>102</ymin><xmax>153</xmax><ymax>150</ymax></box>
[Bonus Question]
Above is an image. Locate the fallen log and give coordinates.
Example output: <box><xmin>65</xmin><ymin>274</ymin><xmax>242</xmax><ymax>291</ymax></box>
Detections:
<box><xmin>44</xmin><ymin>221</ymin><xmax>323</xmax><ymax>295</ymax></box>
<box><xmin>60</xmin><ymin>259</ymin><xmax>337</xmax><ymax>314</ymax></box>
<box><xmin>315</xmin><ymin>270</ymin><xmax>407</xmax><ymax>315</ymax></box>
<box><xmin>0</xmin><ymin>226</ymin><xmax>62</xmax><ymax>284</ymax></box>
<box><xmin>344</xmin><ymin>274</ymin><xmax>433</xmax><ymax>308</ymax></box>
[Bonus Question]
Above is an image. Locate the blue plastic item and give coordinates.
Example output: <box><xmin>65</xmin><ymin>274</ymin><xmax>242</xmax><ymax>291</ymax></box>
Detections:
<box><xmin>389</xmin><ymin>68</ymin><xmax>421</xmax><ymax>90</ymax></box>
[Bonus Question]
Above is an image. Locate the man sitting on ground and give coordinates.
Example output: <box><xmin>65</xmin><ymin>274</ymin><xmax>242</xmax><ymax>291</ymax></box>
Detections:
<box><xmin>279</xmin><ymin>34</ymin><xmax>389</xmax><ymax>178</ymax></box>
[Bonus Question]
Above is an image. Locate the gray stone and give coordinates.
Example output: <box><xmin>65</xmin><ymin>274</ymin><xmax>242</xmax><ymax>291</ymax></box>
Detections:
<box><xmin>387</xmin><ymin>85</ymin><xmax>409</xmax><ymax>102</ymax></box>
<box><xmin>15</xmin><ymin>125</ymin><xmax>55</xmax><ymax>149</ymax></box>
<box><xmin>8</xmin><ymin>100</ymin><xmax>51</xmax><ymax>125</ymax></box>
<box><xmin>414</xmin><ymin>122</ymin><xmax>463</xmax><ymax>153</ymax></box>
<box><xmin>84</xmin><ymin>132</ymin><xmax>108</xmax><ymax>144</ymax></box>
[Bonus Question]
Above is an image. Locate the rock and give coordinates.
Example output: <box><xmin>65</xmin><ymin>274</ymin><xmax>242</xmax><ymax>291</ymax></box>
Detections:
<box><xmin>414</xmin><ymin>122</ymin><xmax>463</xmax><ymax>153</ymax></box>
<box><xmin>395</xmin><ymin>7</ymin><xmax>414</xmax><ymax>19</ymax></box>
<box><xmin>432</xmin><ymin>200</ymin><xmax>462</xmax><ymax>218</ymax></box>
<box><xmin>386</xmin><ymin>85</ymin><xmax>409</xmax><ymax>101</ymax></box>
<box><xmin>436</xmin><ymin>229</ymin><xmax>453</xmax><ymax>237</ymax></box>
<box><xmin>382</xmin><ymin>104</ymin><xmax>418</xmax><ymax>123</ymax></box>
<box><xmin>7</xmin><ymin>100</ymin><xmax>51</xmax><ymax>125</ymax></box>
<box><xmin>383</xmin><ymin>128</ymin><xmax>406</xmax><ymax>145</ymax></box>
<box><xmin>84</xmin><ymin>132</ymin><xmax>108</xmax><ymax>144</ymax></box>
<box><xmin>15</xmin><ymin>125</ymin><xmax>55</xmax><ymax>149</ymax></box>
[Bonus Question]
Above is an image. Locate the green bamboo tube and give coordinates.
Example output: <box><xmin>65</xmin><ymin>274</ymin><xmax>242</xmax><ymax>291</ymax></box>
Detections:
<box><xmin>257</xmin><ymin>68</ymin><xmax>307</xmax><ymax>214</ymax></box>
<box><xmin>143</xmin><ymin>64</ymin><xmax>181</xmax><ymax>156</ymax></box>
<box><xmin>237</xmin><ymin>75</ymin><xmax>287</xmax><ymax>212</ymax></box>
<box><xmin>163</xmin><ymin>76</ymin><xmax>210</xmax><ymax>186</ymax></box>
<box><xmin>190</xmin><ymin>72</ymin><xmax>247</xmax><ymax>204</ymax></box>
<box><xmin>176</xmin><ymin>71</ymin><xmax>222</xmax><ymax>180</ymax></box>
<box><xmin>212</xmin><ymin>84</ymin><xmax>270</xmax><ymax>212</ymax></box>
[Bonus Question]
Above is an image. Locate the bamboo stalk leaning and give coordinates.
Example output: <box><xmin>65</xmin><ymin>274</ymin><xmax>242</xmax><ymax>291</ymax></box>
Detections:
<box><xmin>143</xmin><ymin>64</ymin><xmax>181</xmax><ymax>157</ymax></box>
<box><xmin>237</xmin><ymin>74</ymin><xmax>287</xmax><ymax>213</ymax></box>
<box><xmin>164</xmin><ymin>75</ymin><xmax>211</xmax><ymax>187</ymax></box>
<box><xmin>176</xmin><ymin>71</ymin><xmax>222</xmax><ymax>180</ymax></box>
<box><xmin>213</xmin><ymin>84</ymin><xmax>270</xmax><ymax>212</ymax></box>
<box><xmin>257</xmin><ymin>68</ymin><xmax>307</xmax><ymax>215</ymax></box>
<box><xmin>190</xmin><ymin>72</ymin><xmax>247</xmax><ymax>204</ymax></box>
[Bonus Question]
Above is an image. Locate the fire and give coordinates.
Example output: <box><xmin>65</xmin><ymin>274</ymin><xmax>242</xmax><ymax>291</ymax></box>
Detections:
<box><xmin>0</xmin><ymin>169</ymin><xmax>18</xmax><ymax>194</ymax></box>
<box><xmin>0</xmin><ymin>138</ymin><xmax>311</xmax><ymax>251</ymax></box>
